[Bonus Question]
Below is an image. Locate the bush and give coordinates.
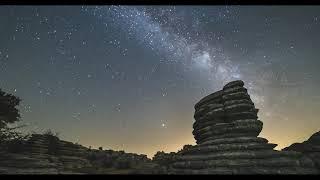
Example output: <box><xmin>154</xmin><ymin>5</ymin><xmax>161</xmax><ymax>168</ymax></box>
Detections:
<box><xmin>0</xmin><ymin>88</ymin><xmax>26</xmax><ymax>152</ymax></box>
<box><xmin>0</xmin><ymin>89</ymin><xmax>21</xmax><ymax>128</ymax></box>
<box><xmin>153</xmin><ymin>151</ymin><xmax>176</xmax><ymax>166</ymax></box>
<box><xmin>182</xmin><ymin>144</ymin><xmax>193</xmax><ymax>151</ymax></box>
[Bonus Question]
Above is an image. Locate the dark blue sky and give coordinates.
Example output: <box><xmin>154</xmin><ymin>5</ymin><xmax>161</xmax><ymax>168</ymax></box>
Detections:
<box><xmin>0</xmin><ymin>6</ymin><xmax>320</xmax><ymax>157</ymax></box>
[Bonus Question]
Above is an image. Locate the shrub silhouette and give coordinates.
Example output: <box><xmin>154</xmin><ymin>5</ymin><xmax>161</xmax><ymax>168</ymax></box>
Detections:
<box><xmin>0</xmin><ymin>89</ymin><xmax>29</xmax><ymax>152</ymax></box>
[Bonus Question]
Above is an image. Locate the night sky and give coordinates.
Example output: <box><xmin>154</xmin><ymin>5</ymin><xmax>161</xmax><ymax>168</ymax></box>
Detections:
<box><xmin>1</xmin><ymin>6</ymin><xmax>320</xmax><ymax>157</ymax></box>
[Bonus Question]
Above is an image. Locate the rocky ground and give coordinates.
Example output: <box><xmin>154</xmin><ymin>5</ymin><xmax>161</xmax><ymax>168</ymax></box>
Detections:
<box><xmin>0</xmin><ymin>133</ymin><xmax>164</xmax><ymax>174</ymax></box>
<box><xmin>283</xmin><ymin>131</ymin><xmax>320</xmax><ymax>171</ymax></box>
<box><xmin>0</xmin><ymin>80</ymin><xmax>319</xmax><ymax>174</ymax></box>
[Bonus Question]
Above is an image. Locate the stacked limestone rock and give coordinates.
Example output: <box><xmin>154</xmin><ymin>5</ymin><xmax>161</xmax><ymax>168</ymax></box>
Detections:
<box><xmin>283</xmin><ymin>131</ymin><xmax>320</xmax><ymax>171</ymax></box>
<box><xmin>169</xmin><ymin>80</ymin><xmax>318</xmax><ymax>174</ymax></box>
<box><xmin>0</xmin><ymin>141</ymin><xmax>8</xmax><ymax>173</ymax></box>
<box><xmin>57</xmin><ymin>140</ymin><xmax>92</xmax><ymax>171</ymax></box>
<box><xmin>24</xmin><ymin>134</ymin><xmax>50</xmax><ymax>157</ymax></box>
<box><xmin>0</xmin><ymin>140</ymin><xmax>5</xmax><ymax>154</ymax></box>
<box><xmin>0</xmin><ymin>134</ymin><xmax>59</xmax><ymax>174</ymax></box>
<box><xmin>192</xmin><ymin>80</ymin><xmax>262</xmax><ymax>144</ymax></box>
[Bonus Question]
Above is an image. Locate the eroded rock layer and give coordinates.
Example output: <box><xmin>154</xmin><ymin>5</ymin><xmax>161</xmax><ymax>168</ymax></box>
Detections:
<box><xmin>283</xmin><ymin>131</ymin><xmax>320</xmax><ymax>171</ymax></box>
<box><xmin>0</xmin><ymin>134</ymin><xmax>60</xmax><ymax>174</ymax></box>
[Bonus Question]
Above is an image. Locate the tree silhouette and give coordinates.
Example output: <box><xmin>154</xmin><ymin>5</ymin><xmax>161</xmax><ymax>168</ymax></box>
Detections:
<box><xmin>0</xmin><ymin>88</ymin><xmax>24</xmax><ymax>144</ymax></box>
<box><xmin>0</xmin><ymin>88</ymin><xmax>21</xmax><ymax>129</ymax></box>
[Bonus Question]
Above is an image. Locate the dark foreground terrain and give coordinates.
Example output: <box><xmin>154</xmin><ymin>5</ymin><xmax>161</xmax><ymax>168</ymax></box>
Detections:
<box><xmin>0</xmin><ymin>80</ymin><xmax>319</xmax><ymax>174</ymax></box>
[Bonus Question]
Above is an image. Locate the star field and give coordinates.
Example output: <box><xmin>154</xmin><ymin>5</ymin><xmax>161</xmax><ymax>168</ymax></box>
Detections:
<box><xmin>0</xmin><ymin>6</ymin><xmax>320</xmax><ymax>157</ymax></box>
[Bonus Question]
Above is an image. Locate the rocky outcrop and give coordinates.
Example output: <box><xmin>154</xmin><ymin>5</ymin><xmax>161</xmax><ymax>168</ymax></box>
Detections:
<box><xmin>56</xmin><ymin>140</ymin><xmax>91</xmax><ymax>171</ymax></box>
<box><xmin>283</xmin><ymin>131</ymin><xmax>320</xmax><ymax>171</ymax></box>
<box><xmin>79</xmin><ymin>149</ymin><xmax>161</xmax><ymax>174</ymax></box>
<box><xmin>0</xmin><ymin>133</ymin><xmax>156</xmax><ymax>174</ymax></box>
<box><xmin>0</xmin><ymin>134</ymin><xmax>59</xmax><ymax>174</ymax></box>
<box><xmin>0</xmin><ymin>80</ymin><xmax>319</xmax><ymax>174</ymax></box>
<box><xmin>168</xmin><ymin>80</ymin><xmax>319</xmax><ymax>174</ymax></box>
<box><xmin>87</xmin><ymin>149</ymin><xmax>149</xmax><ymax>169</ymax></box>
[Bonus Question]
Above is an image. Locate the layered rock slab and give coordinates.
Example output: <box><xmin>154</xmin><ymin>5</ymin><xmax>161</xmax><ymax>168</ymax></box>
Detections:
<box><xmin>169</xmin><ymin>80</ymin><xmax>318</xmax><ymax>174</ymax></box>
<box><xmin>283</xmin><ymin>131</ymin><xmax>320</xmax><ymax>172</ymax></box>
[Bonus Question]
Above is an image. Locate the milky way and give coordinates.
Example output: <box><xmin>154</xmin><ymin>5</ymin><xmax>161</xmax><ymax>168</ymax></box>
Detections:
<box><xmin>85</xmin><ymin>6</ymin><xmax>264</xmax><ymax>107</ymax></box>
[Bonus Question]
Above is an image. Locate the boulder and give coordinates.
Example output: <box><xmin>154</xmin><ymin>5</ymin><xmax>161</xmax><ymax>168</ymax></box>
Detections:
<box><xmin>283</xmin><ymin>131</ymin><xmax>320</xmax><ymax>172</ymax></box>
<box><xmin>223</xmin><ymin>80</ymin><xmax>244</xmax><ymax>90</ymax></box>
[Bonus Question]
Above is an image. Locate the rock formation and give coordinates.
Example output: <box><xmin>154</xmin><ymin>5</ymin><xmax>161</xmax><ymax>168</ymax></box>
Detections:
<box><xmin>0</xmin><ymin>133</ymin><xmax>155</xmax><ymax>174</ymax></box>
<box><xmin>56</xmin><ymin>140</ymin><xmax>91</xmax><ymax>171</ymax></box>
<box><xmin>0</xmin><ymin>80</ymin><xmax>319</xmax><ymax>174</ymax></box>
<box><xmin>0</xmin><ymin>134</ymin><xmax>59</xmax><ymax>174</ymax></box>
<box><xmin>168</xmin><ymin>80</ymin><xmax>318</xmax><ymax>174</ymax></box>
<box><xmin>283</xmin><ymin>131</ymin><xmax>320</xmax><ymax>171</ymax></box>
<box><xmin>83</xmin><ymin>149</ymin><xmax>160</xmax><ymax>174</ymax></box>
